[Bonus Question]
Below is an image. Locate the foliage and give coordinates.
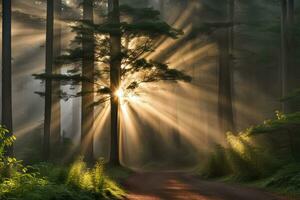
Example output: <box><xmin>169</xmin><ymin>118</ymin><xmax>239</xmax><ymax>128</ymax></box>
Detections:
<box><xmin>0</xmin><ymin>126</ymin><xmax>16</xmax><ymax>158</ymax></box>
<box><xmin>250</xmin><ymin>111</ymin><xmax>300</xmax><ymax>134</ymax></box>
<box><xmin>281</xmin><ymin>88</ymin><xmax>300</xmax><ymax>103</ymax></box>
<box><xmin>198</xmin><ymin>110</ymin><xmax>300</xmax><ymax>196</ymax></box>
<box><xmin>33</xmin><ymin>4</ymin><xmax>191</xmax><ymax>104</ymax></box>
<box><xmin>198</xmin><ymin>133</ymin><xmax>280</xmax><ymax>181</ymax></box>
<box><xmin>0</xmin><ymin>126</ymin><xmax>18</xmax><ymax>179</ymax></box>
<box><xmin>258</xmin><ymin>163</ymin><xmax>300</xmax><ymax>195</ymax></box>
<box><xmin>66</xmin><ymin>158</ymin><xmax>126</xmax><ymax>199</ymax></box>
<box><xmin>0</xmin><ymin>161</ymin><xmax>125</xmax><ymax>200</ymax></box>
<box><xmin>0</xmin><ymin>130</ymin><xmax>125</xmax><ymax>200</ymax></box>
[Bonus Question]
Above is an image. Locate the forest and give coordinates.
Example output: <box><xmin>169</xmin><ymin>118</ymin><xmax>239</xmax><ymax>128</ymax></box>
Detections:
<box><xmin>0</xmin><ymin>0</ymin><xmax>300</xmax><ymax>199</ymax></box>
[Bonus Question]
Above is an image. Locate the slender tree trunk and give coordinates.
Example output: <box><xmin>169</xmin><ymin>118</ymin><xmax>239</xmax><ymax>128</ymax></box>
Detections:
<box><xmin>51</xmin><ymin>0</ymin><xmax>62</xmax><ymax>154</ymax></box>
<box><xmin>81</xmin><ymin>0</ymin><xmax>95</xmax><ymax>163</ymax></box>
<box><xmin>159</xmin><ymin>0</ymin><xmax>164</xmax><ymax>19</ymax></box>
<box><xmin>2</xmin><ymin>0</ymin><xmax>13</xmax><ymax>157</ymax></box>
<box><xmin>228</xmin><ymin>0</ymin><xmax>235</xmax><ymax>132</ymax></box>
<box><xmin>286</xmin><ymin>0</ymin><xmax>300</xmax><ymax>159</ymax></box>
<box><xmin>229</xmin><ymin>0</ymin><xmax>235</xmax><ymax>55</ymax></box>
<box><xmin>286</xmin><ymin>0</ymin><xmax>296</xmax><ymax>112</ymax></box>
<box><xmin>108</xmin><ymin>0</ymin><xmax>121</xmax><ymax>166</ymax></box>
<box><xmin>172</xmin><ymin>86</ymin><xmax>181</xmax><ymax>148</ymax></box>
<box><xmin>280</xmin><ymin>0</ymin><xmax>288</xmax><ymax>112</ymax></box>
<box><xmin>44</xmin><ymin>0</ymin><xmax>54</xmax><ymax>160</ymax></box>
<box><xmin>287</xmin><ymin>0</ymin><xmax>294</xmax><ymax>24</ymax></box>
<box><xmin>218</xmin><ymin>0</ymin><xmax>235</xmax><ymax>138</ymax></box>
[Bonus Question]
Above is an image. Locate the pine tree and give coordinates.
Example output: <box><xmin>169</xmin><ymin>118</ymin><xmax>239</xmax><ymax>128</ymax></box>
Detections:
<box><xmin>217</xmin><ymin>0</ymin><xmax>235</xmax><ymax>137</ymax></box>
<box><xmin>81</xmin><ymin>0</ymin><xmax>95</xmax><ymax>163</ymax></box>
<box><xmin>43</xmin><ymin>0</ymin><xmax>55</xmax><ymax>160</ymax></box>
<box><xmin>2</xmin><ymin>0</ymin><xmax>13</xmax><ymax>157</ymax></box>
<box><xmin>34</xmin><ymin>1</ymin><xmax>191</xmax><ymax>165</ymax></box>
<box><xmin>51</xmin><ymin>0</ymin><xmax>63</xmax><ymax>155</ymax></box>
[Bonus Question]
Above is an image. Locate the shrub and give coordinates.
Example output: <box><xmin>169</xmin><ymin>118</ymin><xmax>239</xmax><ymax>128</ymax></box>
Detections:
<box><xmin>0</xmin><ymin>128</ymin><xmax>125</xmax><ymax>200</ymax></box>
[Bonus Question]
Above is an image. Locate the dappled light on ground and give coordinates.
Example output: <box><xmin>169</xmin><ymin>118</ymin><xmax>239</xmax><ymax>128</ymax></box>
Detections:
<box><xmin>124</xmin><ymin>172</ymin><xmax>284</xmax><ymax>200</ymax></box>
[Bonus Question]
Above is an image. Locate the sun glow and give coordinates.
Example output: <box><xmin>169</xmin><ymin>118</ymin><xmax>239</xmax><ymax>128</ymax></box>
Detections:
<box><xmin>11</xmin><ymin>0</ymin><xmax>269</xmax><ymax>171</ymax></box>
<box><xmin>114</xmin><ymin>87</ymin><xmax>141</xmax><ymax>107</ymax></box>
<box><xmin>115</xmin><ymin>88</ymin><xmax>124</xmax><ymax>99</ymax></box>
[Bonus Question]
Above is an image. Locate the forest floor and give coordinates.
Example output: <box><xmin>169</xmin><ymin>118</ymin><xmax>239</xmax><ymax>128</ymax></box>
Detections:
<box><xmin>123</xmin><ymin>172</ymin><xmax>290</xmax><ymax>200</ymax></box>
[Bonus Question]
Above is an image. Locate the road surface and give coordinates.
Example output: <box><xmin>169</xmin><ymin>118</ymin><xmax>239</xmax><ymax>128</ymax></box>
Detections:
<box><xmin>123</xmin><ymin>172</ymin><xmax>289</xmax><ymax>200</ymax></box>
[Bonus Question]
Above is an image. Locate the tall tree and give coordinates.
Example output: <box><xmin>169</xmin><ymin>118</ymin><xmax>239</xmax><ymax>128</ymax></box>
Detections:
<box><xmin>51</xmin><ymin>0</ymin><xmax>62</xmax><ymax>152</ymax></box>
<box><xmin>35</xmin><ymin>1</ymin><xmax>190</xmax><ymax>166</ymax></box>
<box><xmin>108</xmin><ymin>0</ymin><xmax>121</xmax><ymax>166</ymax></box>
<box><xmin>287</xmin><ymin>0</ymin><xmax>294</xmax><ymax>24</ymax></box>
<box><xmin>286</xmin><ymin>0</ymin><xmax>297</xmax><ymax>112</ymax></box>
<box><xmin>280</xmin><ymin>0</ymin><xmax>299</xmax><ymax>112</ymax></box>
<box><xmin>280</xmin><ymin>0</ymin><xmax>288</xmax><ymax>112</ymax></box>
<box><xmin>218</xmin><ymin>0</ymin><xmax>235</xmax><ymax>137</ymax></box>
<box><xmin>44</xmin><ymin>0</ymin><xmax>55</xmax><ymax>160</ymax></box>
<box><xmin>2</xmin><ymin>0</ymin><xmax>13</xmax><ymax>157</ymax></box>
<box><xmin>159</xmin><ymin>0</ymin><xmax>164</xmax><ymax>19</ymax></box>
<box><xmin>81</xmin><ymin>0</ymin><xmax>95</xmax><ymax>163</ymax></box>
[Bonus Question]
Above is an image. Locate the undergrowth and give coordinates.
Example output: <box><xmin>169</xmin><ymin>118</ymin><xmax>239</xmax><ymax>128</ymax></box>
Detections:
<box><xmin>0</xmin><ymin>127</ymin><xmax>126</xmax><ymax>200</ymax></box>
<box><xmin>197</xmin><ymin>111</ymin><xmax>300</xmax><ymax>197</ymax></box>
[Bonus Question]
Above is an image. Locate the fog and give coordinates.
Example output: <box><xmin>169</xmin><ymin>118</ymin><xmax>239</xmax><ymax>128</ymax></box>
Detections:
<box><xmin>1</xmin><ymin>0</ymin><xmax>297</xmax><ymax>169</ymax></box>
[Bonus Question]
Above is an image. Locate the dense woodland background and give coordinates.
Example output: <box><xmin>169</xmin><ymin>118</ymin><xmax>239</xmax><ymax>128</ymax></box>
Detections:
<box><xmin>1</xmin><ymin>0</ymin><xmax>299</xmax><ymax>166</ymax></box>
<box><xmin>0</xmin><ymin>0</ymin><xmax>300</xmax><ymax>199</ymax></box>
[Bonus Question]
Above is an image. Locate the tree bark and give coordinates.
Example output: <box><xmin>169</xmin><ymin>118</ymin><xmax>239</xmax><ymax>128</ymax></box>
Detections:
<box><xmin>2</xmin><ymin>0</ymin><xmax>13</xmax><ymax>157</ymax></box>
<box><xmin>286</xmin><ymin>0</ymin><xmax>297</xmax><ymax>112</ymax></box>
<box><xmin>44</xmin><ymin>0</ymin><xmax>55</xmax><ymax>161</ymax></box>
<box><xmin>51</xmin><ymin>0</ymin><xmax>62</xmax><ymax>154</ymax></box>
<box><xmin>170</xmin><ymin>85</ymin><xmax>181</xmax><ymax>149</ymax></box>
<box><xmin>81</xmin><ymin>0</ymin><xmax>95</xmax><ymax>163</ymax></box>
<box><xmin>108</xmin><ymin>0</ymin><xmax>121</xmax><ymax>166</ymax></box>
<box><xmin>159</xmin><ymin>0</ymin><xmax>164</xmax><ymax>19</ymax></box>
<box><xmin>217</xmin><ymin>0</ymin><xmax>235</xmax><ymax>138</ymax></box>
<box><xmin>280</xmin><ymin>0</ymin><xmax>288</xmax><ymax>112</ymax></box>
<box><xmin>287</xmin><ymin>0</ymin><xmax>294</xmax><ymax>25</ymax></box>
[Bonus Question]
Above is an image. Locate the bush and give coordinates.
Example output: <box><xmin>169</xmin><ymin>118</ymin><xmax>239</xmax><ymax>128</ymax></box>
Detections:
<box><xmin>197</xmin><ymin>111</ymin><xmax>300</xmax><ymax>196</ymax></box>
<box><xmin>0</xmin><ymin>160</ymin><xmax>125</xmax><ymax>200</ymax></box>
<box><xmin>198</xmin><ymin>132</ymin><xmax>280</xmax><ymax>181</ymax></box>
<box><xmin>261</xmin><ymin>163</ymin><xmax>300</xmax><ymax>195</ymax></box>
<box><xmin>0</xmin><ymin>128</ymin><xmax>125</xmax><ymax>200</ymax></box>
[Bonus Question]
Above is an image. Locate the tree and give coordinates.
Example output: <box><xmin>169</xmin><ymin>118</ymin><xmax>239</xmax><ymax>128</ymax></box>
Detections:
<box><xmin>280</xmin><ymin>0</ymin><xmax>288</xmax><ymax>112</ymax></box>
<box><xmin>51</xmin><ymin>0</ymin><xmax>63</xmax><ymax>153</ymax></box>
<box><xmin>285</xmin><ymin>0</ymin><xmax>298</xmax><ymax>112</ymax></box>
<box><xmin>159</xmin><ymin>0</ymin><xmax>164</xmax><ymax>19</ymax></box>
<box><xmin>81</xmin><ymin>0</ymin><xmax>95</xmax><ymax>163</ymax></box>
<box><xmin>217</xmin><ymin>0</ymin><xmax>235</xmax><ymax>137</ymax></box>
<box><xmin>108</xmin><ymin>0</ymin><xmax>122</xmax><ymax>166</ymax></box>
<box><xmin>2</xmin><ymin>0</ymin><xmax>13</xmax><ymax>157</ymax></box>
<box><xmin>35</xmin><ymin>1</ymin><xmax>191</xmax><ymax>166</ymax></box>
<box><xmin>43</xmin><ymin>0</ymin><xmax>55</xmax><ymax>160</ymax></box>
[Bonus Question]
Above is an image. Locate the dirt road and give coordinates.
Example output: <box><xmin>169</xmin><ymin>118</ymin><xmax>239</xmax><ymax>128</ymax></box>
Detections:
<box><xmin>123</xmin><ymin>172</ymin><xmax>288</xmax><ymax>200</ymax></box>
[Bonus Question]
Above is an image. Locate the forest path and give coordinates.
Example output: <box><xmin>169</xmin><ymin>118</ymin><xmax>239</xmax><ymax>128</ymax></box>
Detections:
<box><xmin>123</xmin><ymin>172</ymin><xmax>287</xmax><ymax>200</ymax></box>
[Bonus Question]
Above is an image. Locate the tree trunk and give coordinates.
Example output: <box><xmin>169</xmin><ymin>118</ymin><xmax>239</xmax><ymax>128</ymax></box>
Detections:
<box><xmin>51</xmin><ymin>0</ymin><xmax>62</xmax><ymax>155</ymax></box>
<box><xmin>108</xmin><ymin>0</ymin><xmax>121</xmax><ymax>166</ymax></box>
<box><xmin>287</xmin><ymin>0</ymin><xmax>294</xmax><ymax>25</ymax></box>
<box><xmin>2</xmin><ymin>0</ymin><xmax>13</xmax><ymax>157</ymax></box>
<box><xmin>286</xmin><ymin>0</ymin><xmax>297</xmax><ymax>112</ymax></box>
<box><xmin>172</xmin><ymin>86</ymin><xmax>181</xmax><ymax>148</ymax></box>
<box><xmin>81</xmin><ymin>0</ymin><xmax>95</xmax><ymax>163</ymax></box>
<box><xmin>217</xmin><ymin>0</ymin><xmax>235</xmax><ymax>138</ymax></box>
<box><xmin>280</xmin><ymin>0</ymin><xmax>288</xmax><ymax>112</ymax></box>
<box><xmin>44</xmin><ymin>0</ymin><xmax>54</xmax><ymax>161</ymax></box>
<box><xmin>159</xmin><ymin>0</ymin><xmax>164</xmax><ymax>19</ymax></box>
